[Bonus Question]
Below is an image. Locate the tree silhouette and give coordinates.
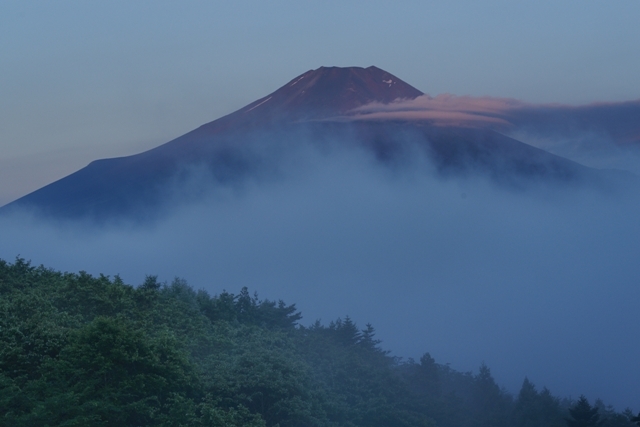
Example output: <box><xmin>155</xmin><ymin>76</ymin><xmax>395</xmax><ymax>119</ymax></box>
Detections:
<box><xmin>566</xmin><ymin>395</ymin><xmax>601</xmax><ymax>427</ymax></box>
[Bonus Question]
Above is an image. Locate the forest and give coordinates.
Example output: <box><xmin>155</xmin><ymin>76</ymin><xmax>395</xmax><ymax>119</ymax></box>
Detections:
<box><xmin>1</xmin><ymin>257</ymin><xmax>638</xmax><ymax>427</ymax></box>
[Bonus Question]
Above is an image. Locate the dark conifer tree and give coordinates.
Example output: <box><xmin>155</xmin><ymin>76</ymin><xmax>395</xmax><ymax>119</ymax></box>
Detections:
<box><xmin>418</xmin><ymin>353</ymin><xmax>440</xmax><ymax>396</ymax></box>
<box><xmin>359</xmin><ymin>323</ymin><xmax>382</xmax><ymax>352</ymax></box>
<box><xmin>473</xmin><ymin>363</ymin><xmax>511</xmax><ymax>427</ymax></box>
<box><xmin>514</xmin><ymin>377</ymin><xmax>539</xmax><ymax>427</ymax></box>
<box><xmin>566</xmin><ymin>395</ymin><xmax>601</xmax><ymax>427</ymax></box>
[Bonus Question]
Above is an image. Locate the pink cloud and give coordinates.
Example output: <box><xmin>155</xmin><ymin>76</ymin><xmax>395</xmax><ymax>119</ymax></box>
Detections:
<box><xmin>343</xmin><ymin>94</ymin><xmax>526</xmax><ymax>127</ymax></box>
<box><xmin>332</xmin><ymin>94</ymin><xmax>640</xmax><ymax>144</ymax></box>
<box><xmin>345</xmin><ymin>109</ymin><xmax>511</xmax><ymax>126</ymax></box>
<box><xmin>356</xmin><ymin>94</ymin><xmax>524</xmax><ymax>114</ymax></box>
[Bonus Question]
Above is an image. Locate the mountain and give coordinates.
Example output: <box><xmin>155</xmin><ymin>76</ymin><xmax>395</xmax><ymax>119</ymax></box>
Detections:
<box><xmin>0</xmin><ymin>66</ymin><xmax>624</xmax><ymax>221</ymax></box>
<box><xmin>230</xmin><ymin>65</ymin><xmax>424</xmax><ymax>120</ymax></box>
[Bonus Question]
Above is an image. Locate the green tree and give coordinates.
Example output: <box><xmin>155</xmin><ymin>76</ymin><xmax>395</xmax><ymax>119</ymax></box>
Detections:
<box><xmin>41</xmin><ymin>317</ymin><xmax>198</xmax><ymax>426</ymax></box>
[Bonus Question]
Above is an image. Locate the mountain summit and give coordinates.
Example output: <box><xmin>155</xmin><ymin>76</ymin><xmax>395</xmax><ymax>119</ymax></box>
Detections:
<box><xmin>241</xmin><ymin>66</ymin><xmax>423</xmax><ymax>117</ymax></box>
<box><xmin>1</xmin><ymin>66</ymin><xmax>615</xmax><ymax>221</ymax></box>
<box><xmin>196</xmin><ymin>66</ymin><xmax>424</xmax><ymax>134</ymax></box>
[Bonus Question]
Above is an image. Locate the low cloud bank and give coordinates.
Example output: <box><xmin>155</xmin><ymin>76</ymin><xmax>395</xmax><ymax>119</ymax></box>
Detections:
<box><xmin>1</xmin><ymin>141</ymin><xmax>640</xmax><ymax>410</ymax></box>
<box><xmin>346</xmin><ymin>95</ymin><xmax>640</xmax><ymax>174</ymax></box>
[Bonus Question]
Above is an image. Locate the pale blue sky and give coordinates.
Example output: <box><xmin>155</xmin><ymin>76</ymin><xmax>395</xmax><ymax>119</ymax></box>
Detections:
<box><xmin>1</xmin><ymin>1</ymin><xmax>640</xmax><ymax>203</ymax></box>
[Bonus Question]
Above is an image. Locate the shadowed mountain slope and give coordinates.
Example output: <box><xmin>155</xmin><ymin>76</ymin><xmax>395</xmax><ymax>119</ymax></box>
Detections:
<box><xmin>1</xmin><ymin>66</ymin><xmax>627</xmax><ymax>221</ymax></box>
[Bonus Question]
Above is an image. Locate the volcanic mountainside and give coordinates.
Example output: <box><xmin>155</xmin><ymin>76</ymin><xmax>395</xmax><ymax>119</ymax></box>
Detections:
<box><xmin>1</xmin><ymin>66</ymin><xmax>616</xmax><ymax>221</ymax></box>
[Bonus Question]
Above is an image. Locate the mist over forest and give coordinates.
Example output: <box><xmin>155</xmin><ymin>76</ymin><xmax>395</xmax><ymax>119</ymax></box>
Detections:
<box><xmin>2</xmin><ymin>132</ymin><xmax>639</xmax><ymax>412</ymax></box>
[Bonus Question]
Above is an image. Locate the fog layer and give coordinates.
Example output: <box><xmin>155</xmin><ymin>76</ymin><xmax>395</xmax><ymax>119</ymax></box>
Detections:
<box><xmin>1</xmin><ymin>140</ymin><xmax>639</xmax><ymax>409</ymax></box>
<box><xmin>349</xmin><ymin>95</ymin><xmax>640</xmax><ymax>174</ymax></box>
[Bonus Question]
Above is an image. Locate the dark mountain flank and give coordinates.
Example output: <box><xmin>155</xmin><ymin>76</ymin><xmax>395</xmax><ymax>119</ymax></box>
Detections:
<box><xmin>1</xmin><ymin>66</ymin><xmax>622</xmax><ymax>221</ymax></box>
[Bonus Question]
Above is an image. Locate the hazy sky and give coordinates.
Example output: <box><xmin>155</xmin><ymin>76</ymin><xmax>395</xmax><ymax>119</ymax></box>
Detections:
<box><xmin>2</xmin><ymin>1</ymin><xmax>640</xmax><ymax>204</ymax></box>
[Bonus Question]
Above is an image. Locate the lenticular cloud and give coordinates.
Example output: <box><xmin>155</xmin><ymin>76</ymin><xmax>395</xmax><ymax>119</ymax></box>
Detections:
<box><xmin>347</xmin><ymin>94</ymin><xmax>523</xmax><ymax>127</ymax></box>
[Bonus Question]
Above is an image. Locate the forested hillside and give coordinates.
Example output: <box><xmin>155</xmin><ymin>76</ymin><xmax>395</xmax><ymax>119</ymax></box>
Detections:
<box><xmin>0</xmin><ymin>258</ymin><xmax>637</xmax><ymax>426</ymax></box>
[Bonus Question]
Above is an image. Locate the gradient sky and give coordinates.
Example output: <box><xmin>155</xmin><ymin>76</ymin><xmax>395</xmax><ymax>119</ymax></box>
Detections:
<box><xmin>1</xmin><ymin>1</ymin><xmax>640</xmax><ymax>204</ymax></box>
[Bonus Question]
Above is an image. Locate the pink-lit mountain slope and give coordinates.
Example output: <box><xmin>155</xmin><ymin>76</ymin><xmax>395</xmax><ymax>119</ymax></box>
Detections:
<box><xmin>153</xmin><ymin>66</ymin><xmax>424</xmax><ymax>157</ymax></box>
<box><xmin>208</xmin><ymin>65</ymin><xmax>423</xmax><ymax>125</ymax></box>
<box><xmin>1</xmin><ymin>66</ymin><xmax>627</xmax><ymax>221</ymax></box>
